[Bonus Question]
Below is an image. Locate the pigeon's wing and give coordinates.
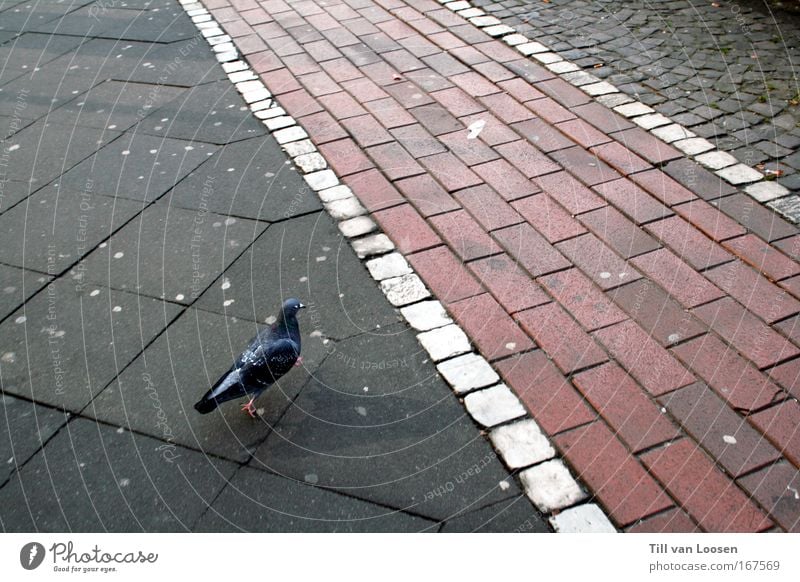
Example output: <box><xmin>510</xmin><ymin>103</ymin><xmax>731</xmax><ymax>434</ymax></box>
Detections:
<box><xmin>238</xmin><ymin>337</ymin><xmax>300</xmax><ymax>387</ymax></box>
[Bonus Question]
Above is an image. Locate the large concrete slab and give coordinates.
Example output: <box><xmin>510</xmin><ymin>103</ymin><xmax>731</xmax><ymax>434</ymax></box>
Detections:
<box><xmin>251</xmin><ymin>330</ymin><xmax>521</xmax><ymax>520</ymax></box>
<box><xmin>165</xmin><ymin>136</ymin><xmax>322</xmax><ymax>221</ymax></box>
<box><xmin>195</xmin><ymin>466</ymin><xmax>434</xmax><ymax>532</ymax></box>
<box><xmin>87</xmin><ymin>308</ymin><xmax>329</xmax><ymax>463</ymax></box>
<box><xmin>58</xmin><ymin>132</ymin><xmax>216</xmax><ymax>203</ymax></box>
<box><xmin>0</xmin><ymin>264</ymin><xmax>50</xmax><ymax>322</ymax></box>
<box><xmin>194</xmin><ymin>211</ymin><xmax>399</xmax><ymax>339</ymax></box>
<box><xmin>0</xmin><ymin>187</ymin><xmax>143</xmax><ymax>274</ymax></box>
<box><xmin>440</xmin><ymin>495</ymin><xmax>549</xmax><ymax>533</ymax></box>
<box><xmin>0</xmin><ymin>0</ymin><xmax>93</xmax><ymax>34</ymax></box>
<box><xmin>0</xmin><ymin>417</ymin><xmax>237</xmax><ymax>531</ymax></box>
<box><xmin>77</xmin><ymin>203</ymin><xmax>266</xmax><ymax>304</ymax></box>
<box><xmin>0</xmin><ymin>32</ymin><xmax>85</xmax><ymax>86</ymax></box>
<box><xmin>0</xmin><ymin>280</ymin><xmax>180</xmax><ymax>410</ymax></box>
<box><xmin>0</xmin><ymin>394</ymin><xmax>66</xmax><ymax>484</ymax></box>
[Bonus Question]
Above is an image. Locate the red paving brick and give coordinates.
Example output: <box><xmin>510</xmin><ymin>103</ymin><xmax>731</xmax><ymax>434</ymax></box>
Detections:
<box><xmin>515</xmin><ymin>302</ymin><xmax>609</xmax><ymax>374</ymax></box>
<box><xmin>767</xmin><ymin>358</ymin><xmax>800</xmax><ymax>398</ymax></box>
<box><xmin>493</xmin><ymin>222</ymin><xmax>571</xmax><ymax>278</ymax></box>
<box><xmin>658</xmin><ymin>382</ymin><xmax>781</xmax><ymax>477</ymax></box>
<box><xmin>449</xmin><ymin>293</ymin><xmax>534</xmax><ymax>360</ymax></box>
<box><xmin>550</xmin><ymin>146</ymin><xmax>623</xmax><ymax>187</ymax></box>
<box><xmin>589</xmin><ymin>141</ymin><xmax>652</xmax><ymax>176</ymax></box>
<box><xmin>438</xmin><ymin>131</ymin><xmax>500</xmax><ymax>166</ymax></box>
<box><xmin>611</xmin><ymin>127</ymin><xmax>682</xmax><ymax>165</ymax></box>
<box><xmin>593</xmin><ymin>320</ymin><xmax>695</xmax><ymax>396</ymax></box>
<box><xmin>535</xmin><ymin>77</ymin><xmax>592</xmax><ymax>108</ymax></box>
<box><xmin>538</xmin><ymin>268</ymin><xmax>627</xmax><ymax>331</ymax></box>
<box><xmin>671</xmin><ymin>334</ymin><xmax>783</xmax><ymax>412</ymax></box>
<box><xmin>737</xmin><ymin>462</ymin><xmax>800</xmax><ymax>533</ymax></box>
<box><xmin>468</xmin><ymin>254</ymin><xmax>551</xmax><ymax>314</ymax></box>
<box><xmin>535</xmin><ymin>170</ymin><xmax>606</xmax><ymax>215</ymax></box>
<box><xmin>572</xmin><ymin>101</ymin><xmax>635</xmax><ymax>134</ymax></box>
<box><xmin>451</xmin><ymin>185</ymin><xmax>523</xmax><ymax>232</ymax></box>
<box><xmin>373</xmin><ymin>203</ymin><xmax>441</xmax><ymax>255</ymax></box>
<box><xmin>640</xmin><ymin>439</ymin><xmax>773</xmax><ymax>532</ymax></box>
<box><xmin>367</xmin><ymin>142</ymin><xmax>424</xmax><ymax>180</ymax></box>
<box><xmin>472</xmin><ymin>159</ymin><xmax>539</xmax><ymax>202</ymax></box>
<box><xmin>625</xmin><ymin>508</ymin><xmax>701</xmax><ymax>533</ymax></box>
<box><xmin>512</xmin><ymin>118</ymin><xmax>577</xmax><ymax>154</ymax></box>
<box><xmin>645</xmin><ymin>215</ymin><xmax>734</xmax><ymax>271</ymax></box>
<box><xmin>630</xmin><ymin>248</ymin><xmax>725</xmax><ymax>308</ymax></box>
<box><xmin>418</xmin><ymin>152</ymin><xmax>482</xmax><ymax>192</ymax></box>
<box><xmin>556</xmin><ymin>118</ymin><xmax>612</xmax><ymax>149</ymax></box>
<box><xmin>592</xmin><ymin>178</ymin><xmax>672</xmax><ymax>225</ymax></box>
<box><xmin>478</xmin><ymin>92</ymin><xmax>535</xmax><ymax>124</ymax></box>
<box><xmin>512</xmin><ymin>194</ymin><xmax>587</xmax><ymax>243</ymax></box>
<box><xmin>390</xmin><ymin>124</ymin><xmax>447</xmax><ymax>158</ymax></box>
<box><xmin>750</xmin><ymin>401</ymin><xmax>800</xmax><ymax>468</ymax></box>
<box><xmin>692</xmin><ymin>297</ymin><xmax>800</xmax><ymax>369</ymax></box>
<box><xmin>572</xmin><ymin>363</ymin><xmax>680</xmax><ymax>453</ymax></box>
<box><xmin>494</xmin><ymin>140</ymin><xmax>560</xmax><ymax>179</ymax></box>
<box><xmin>555</xmin><ymin>233</ymin><xmax>642</xmax><ymax>291</ymax></box>
<box><xmin>609</xmin><ymin>278</ymin><xmax>707</xmax><ymax>347</ymax></box>
<box><xmin>705</xmin><ymin>261</ymin><xmax>800</xmax><ymax>323</ymax></box>
<box><xmin>495</xmin><ymin>351</ymin><xmax>597</xmax><ymax>435</ymax></box>
<box><xmin>714</xmin><ymin>193</ymin><xmax>799</xmax><ymax>243</ymax></box>
<box><xmin>673</xmin><ymin>199</ymin><xmax>747</xmax><ymax>242</ymax></box>
<box><xmin>318</xmin><ymin>138</ymin><xmax>374</xmax><ymax>176</ymax></box>
<box><xmin>363</xmin><ymin>97</ymin><xmax>416</xmax><ymax>128</ymax></box>
<box><xmin>722</xmin><ymin>234</ymin><xmax>800</xmax><ymax>282</ymax></box>
<box><xmin>343</xmin><ymin>168</ymin><xmax>403</xmax><ymax>212</ymax></box>
<box><xmin>429</xmin><ymin>209</ymin><xmax>501</xmax><ymax>261</ymax></box>
<box><xmin>341</xmin><ymin>114</ymin><xmax>394</xmax><ymax>148</ymax></box>
<box><xmin>299</xmin><ymin>110</ymin><xmax>348</xmax><ymax>144</ymax></box>
<box><xmin>430</xmin><ymin>87</ymin><xmax>485</xmax><ymax>117</ymax></box>
<box><xmin>395</xmin><ymin>174</ymin><xmax>460</xmax><ymax>217</ymax></box>
<box><xmin>578</xmin><ymin>205</ymin><xmax>661</xmax><ymax>259</ymax></box>
<box><xmin>526</xmin><ymin>97</ymin><xmax>575</xmax><ymax>124</ymax></box>
<box><xmin>407</xmin><ymin>245</ymin><xmax>483</xmax><ymax>305</ymax></box>
<box><xmin>630</xmin><ymin>168</ymin><xmax>698</xmax><ymax>207</ymax></box>
<box><xmin>555</xmin><ymin>421</ymin><xmax>674</xmax><ymax>526</ymax></box>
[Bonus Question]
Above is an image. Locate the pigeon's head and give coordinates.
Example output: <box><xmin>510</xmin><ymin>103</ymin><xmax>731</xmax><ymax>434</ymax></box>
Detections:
<box><xmin>281</xmin><ymin>298</ymin><xmax>306</xmax><ymax>317</ymax></box>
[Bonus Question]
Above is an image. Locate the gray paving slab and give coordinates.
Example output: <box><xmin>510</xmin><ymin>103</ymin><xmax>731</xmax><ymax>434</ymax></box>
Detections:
<box><xmin>0</xmin><ymin>0</ymin><xmax>93</xmax><ymax>35</ymax></box>
<box><xmin>194</xmin><ymin>211</ymin><xmax>399</xmax><ymax>339</ymax></box>
<box><xmin>165</xmin><ymin>136</ymin><xmax>322</xmax><ymax>221</ymax></box>
<box><xmin>251</xmin><ymin>330</ymin><xmax>521</xmax><ymax>520</ymax></box>
<box><xmin>0</xmin><ymin>417</ymin><xmax>238</xmax><ymax>532</ymax></box>
<box><xmin>0</xmin><ymin>180</ymin><xmax>36</xmax><ymax>215</ymax></box>
<box><xmin>440</xmin><ymin>494</ymin><xmax>550</xmax><ymax>533</ymax></box>
<box><xmin>1</xmin><ymin>120</ymin><xmax>121</xmax><ymax>186</ymax></box>
<box><xmin>86</xmin><ymin>307</ymin><xmax>328</xmax><ymax>463</ymax></box>
<box><xmin>46</xmin><ymin>79</ymin><xmax>185</xmax><ymax>132</ymax></box>
<box><xmin>0</xmin><ymin>394</ymin><xmax>67</xmax><ymax>484</ymax></box>
<box><xmin>0</xmin><ymin>263</ymin><xmax>50</xmax><ymax>321</ymax></box>
<box><xmin>77</xmin><ymin>203</ymin><xmax>265</xmax><ymax>304</ymax></box>
<box><xmin>0</xmin><ymin>114</ymin><xmax>35</xmax><ymax>140</ymax></box>
<box><xmin>195</xmin><ymin>465</ymin><xmax>434</xmax><ymax>532</ymax></box>
<box><xmin>0</xmin><ymin>187</ymin><xmax>143</xmax><ymax>274</ymax></box>
<box><xmin>32</xmin><ymin>5</ymin><xmax>197</xmax><ymax>44</ymax></box>
<box><xmin>0</xmin><ymin>279</ymin><xmax>180</xmax><ymax>410</ymax></box>
<box><xmin>140</xmin><ymin>80</ymin><xmax>266</xmax><ymax>145</ymax></box>
<box><xmin>0</xmin><ymin>33</ymin><xmax>84</xmax><ymax>87</ymax></box>
<box><xmin>58</xmin><ymin>132</ymin><xmax>216</xmax><ymax>203</ymax></box>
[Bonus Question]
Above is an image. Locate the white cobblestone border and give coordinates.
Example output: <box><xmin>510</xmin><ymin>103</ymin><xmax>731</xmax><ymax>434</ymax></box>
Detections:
<box><xmin>180</xmin><ymin>0</ymin><xmax>613</xmax><ymax>533</ymax></box>
<box><xmin>438</xmin><ymin>0</ymin><xmax>799</xmax><ymax>223</ymax></box>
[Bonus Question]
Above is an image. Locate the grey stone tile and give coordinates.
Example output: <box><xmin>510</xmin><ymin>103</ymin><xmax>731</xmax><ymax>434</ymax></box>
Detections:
<box><xmin>139</xmin><ymin>80</ymin><xmax>265</xmax><ymax>145</ymax></box>
<box><xmin>194</xmin><ymin>212</ymin><xmax>399</xmax><ymax>339</ymax></box>
<box><xmin>0</xmin><ymin>263</ymin><xmax>50</xmax><ymax>321</ymax></box>
<box><xmin>0</xmin><ymin>180</ymin><xmax>36</xmax><ymax>214</ymax></box>
<box><xmin>0</xmin><ymin>280</ymin><xmax>180</xmax><ymax>410</ymax></box>
<box><xmin>440</xmin><ymin>495</ymin><xmax>549</xmax><ymax>533</ymax></box>
<box><xmin>165</xmin><ymin>136</ymin><xmax>321</xmax><ymax>222</ymax></box>
<box><xmin>0</xmin><ymin>394</ymin><xmax>66</xmax><ymax>483</ymax></box>
<box><xmin>0</xmin><ymin>0</ymin><xmax>93</xmax><ymax>34</ymax></box>
<box><xmin>87</xmin><ymin>308</ymin><xmax>325</xmax><ymax>463</ymax></box>
<box><xmin>59</xmin><ymin>132</ymin><xmax>216</xmax><ymax>203</ymax></box>
<box><xmin>0</xmin><ymin>33</ymin><xmax>85</xmax><ymax>86</ymax></box>
<box><xmin>0</xmin><ymin>188</ymin><xmax>143</xmax><ymax>274</ymax></box>
<box><xmin>77</xmin><ymin>203</ymin><xmax>265</xmax><ymax>304</ymax></box>
<box><xmin>195</xmin><ymin>466</ymin><xmax>434</xmax><ymax>532</ymax></box>
<box><xmin>0</xmin><ymin>417</ymin><xmax>237</xmax><ymax>531</ymax></box>
<box><xmin>251</xmin><ymin>331</ymin><xmax>520</xmax><ymax>520</ymax></box>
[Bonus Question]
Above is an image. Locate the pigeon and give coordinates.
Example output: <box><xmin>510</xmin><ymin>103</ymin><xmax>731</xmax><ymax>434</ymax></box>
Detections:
<box><xmin>194</xmin><ymin>298</ymin><xmax>306</xmax><ymax>417</ymax></box>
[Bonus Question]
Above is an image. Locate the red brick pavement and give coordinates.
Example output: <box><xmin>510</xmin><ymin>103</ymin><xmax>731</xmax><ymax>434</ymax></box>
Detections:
<box><xmin>206</xmin><ymin>0</ymin><xmax>800</xmax><ymax>532</ymax></box>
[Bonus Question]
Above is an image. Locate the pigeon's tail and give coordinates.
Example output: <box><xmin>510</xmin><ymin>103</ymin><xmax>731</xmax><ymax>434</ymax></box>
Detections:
<box><xmin>194</xmin><ymin>368</ymin><xmax>243</xmax><ymax>414</ymax></box>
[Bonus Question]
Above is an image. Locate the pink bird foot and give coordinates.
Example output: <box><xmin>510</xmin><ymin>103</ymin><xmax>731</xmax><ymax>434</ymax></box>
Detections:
<box><xmin>241</xmin><ymin>398</ymin><xmax>258</xmax><ymax>417</ymax></box>
<box><xmin>294</xmin><ymin>356</ymin><xmax>304</xmax><ymax>367</ymax></box>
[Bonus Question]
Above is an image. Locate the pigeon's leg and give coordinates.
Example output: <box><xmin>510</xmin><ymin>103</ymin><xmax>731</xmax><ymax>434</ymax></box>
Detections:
<box><xmin>241</xmin><ymin>397</ymin><xmax>258</xmax><ymax>417</ymax></box>
<box><xmin>294</xmin><ymin>356</ymin><xmax>304</xmax><ymax>367</ymax></box>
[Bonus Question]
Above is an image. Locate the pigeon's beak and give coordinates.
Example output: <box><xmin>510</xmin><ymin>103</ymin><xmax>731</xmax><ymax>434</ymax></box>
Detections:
<box><xmin>298</xmin><ymin>302</ymin><xmax>306</xmax><ymax>309</ymax></box>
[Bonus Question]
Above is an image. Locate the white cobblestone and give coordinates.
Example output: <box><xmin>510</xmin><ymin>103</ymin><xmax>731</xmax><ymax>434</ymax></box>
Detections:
<box><xmin>614</xmin><ymin>102</ymin><xmax>654</xmax><ymax>117</ymax></box>
<box><xmin>532</xmin><ymin>52</ymin><xmax>562</xmax><ymax>64</ymax></box>
<box><xmin>400</xmin><ymin>300</ymin><xmax>452</xmax><ymax>331</ymax></box>
<box><xmin>273</xmin><ymin>126</ymin><xmax>308</xmax><ymax>144</ymax></box>
<box><xmin>250</xmin><ymin>99</ymin><xmax>273</xmax><ymax>112</ymax></box>
<box><xmin>254</xmin><ymin>107</ymin><xmax>286</xmax><ymax>120</ymax></box>
<box><xmin>549</xmin><ymin>504</ymin><xmax>617</xmax><ymax>533</ymax></box>
<box><xmin>596</xmin><ymin>93</ymin><xmax>634</xmax><ymax>108</ymax></box>
<box><xmin>561</xmin><ymin>70</ymin><xmax>600</xmax><ymax>86</ymax></box>
<box><xmin>470</xmin><ymin>15</ymin><xmax>502</xmax><ymax>27</ymax></box>
<box><xmin>446</xmin><ymin>0</ymin><xmax>470</xmax><ymax>10</ymax></box>
<box><xmin>519</xmin><ymin>459</ymin><xmax>587</xmax><ymax>513</ymax></box>
<box><xmin>745</xmin><ymin>181</ymin><xmax>791</xmax><ymax>202</ymax></box>
<box><xmin>417</xmin><ymin>324</ymin><xmax>471</xmax><ymax>362</ymax></box>
<box><xmin>227</xmin><ymin>70</ymin><xmax>256</xmax><ymax>83</ymax></box>
<box><xmin>380</xmin><ymin>274</ymin><xmax>430</xmax><ymax>306</ymax></box>
<box><xmin>351</xmin><ymin>233</ymin><xmax>394</xmax><ymax>258</ymax></box>
<box><xmin>547</xmin><ymin>61</ymin><xmax>581</xmax><ymax>74</ymax></box>
<box><xmin>222</xmin><ymin>61</ymin><xmax>248</xmax><ymax>73</ymax></box>
<box><xmin>324</xmin><ymin>197</ymin><xmax>366</xmax><ymax>220</ymax></box>
<box><xmin>215</xmin><ymin>51</ymin><xmax>238</xmax><ymax>63</ymax></box>
<box><xmin>517</xmin><ymin>41</ymin><xmax>549</xmax><ymax>55</ymax></box>
<box><xmin>502</xmin><ymin>33</ymin><xmax>529</xmax><ymax>46</ymax></box>
<box><xmin>651</xmin><ymin>123</ymin><xmax>696</xmax><ymax>143</ymax></box>
<box><xmin>338</xmin><ymin>216</ymin><xmax>377</xmax><ymax>239</ymax></box>
<box><xmin>241</xmin><ymin>88</ymin><xmax>270</xmax><ymax>103</ymax></box>
<box><xmin>716</xmin><ymin>163</ymin><xmax>763</xmax><ymax>185</ymax></box>
<box><xmin>293</xmin><ymin>152</ymin><xmax>327</xmax><ymax>174</ymax></box>
<box><xmin>303</xmin><ymin>169</ymin><xmax>338</xmax><ymax>191</ymax></box>
<box><xmin>282</xmin><ymin>138</ymin><xmax>315</xmax><ymax>157</ymax></box>
<box><xmin>695</xmin><ymin>150</ymin><xmax>739</xmax><ymax>170</ymax></box>
<box><xmin>489</xmin><ymin>419</ymin><xmax>556</xmax><ymax>469</ymax></box>
<box><xmin>672</xmin><ymin>137</ymin><xmax>715</xmax><ymax>155</ymax></box>
<box><xmin>318</xmin><ymin>184</ymin><xmax>352</xmax><ymax>203</ymax></box>
<box><xmin>457</xmin><ymin>8</ymin><xmax>484</xmax><ymax>19</ymax></box>
<box><xmin>768</xmin><ymin>195</ymin><xmax>800</xmax><ymax>221</ymax></box>
<box><xmin>264</xmin><ymin>116</ymin><xmax>295</xmax><ymax>131</ymax></box>
<box><xmin>633</xmin><ymin>113</ymin><xmax>672</xmax><ymax>130</ymax></box>
<box><xmin>437</xmin><ymin>353</ymin><xmax>499</xmax><ymax>394</ymax></box>
<box><xmin>484</xmin><ymin>24</ymin><xmax>515</xmax><ymax>37</ymax></box>
<box><xmin>463</xmin><ymin>384</ymin><xmax>526</xmax><ymax>427</ymax></box>
<box><xmin>365</xmin><ymin>252</ymin><xmax>412</xmax><ymax>281</ymax></box>
<box><xmin>582</xmin><ymin>81</ymin><xmax>618</xmax><ymax>96</ymax></box>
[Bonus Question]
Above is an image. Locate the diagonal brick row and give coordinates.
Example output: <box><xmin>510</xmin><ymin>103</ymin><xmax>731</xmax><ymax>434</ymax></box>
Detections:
<box><xmin>205</xmin><ymin>0</ymin><xmax>800</xmax><ymax>532</ymax></box>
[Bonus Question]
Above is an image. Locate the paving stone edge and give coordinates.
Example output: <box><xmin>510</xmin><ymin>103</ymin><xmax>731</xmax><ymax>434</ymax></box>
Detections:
<box><xmin>439</xmin><ymin>0</ymin><xmax>800</xmax><ymax>223</ymax></box>
<box><xmin>179</xmin><ymin>0</ymin><xmax>615</xmax><ymax>533</ymax></box>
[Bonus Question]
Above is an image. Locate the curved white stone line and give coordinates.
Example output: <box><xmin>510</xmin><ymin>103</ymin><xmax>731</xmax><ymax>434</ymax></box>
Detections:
<box><xmin>180</xmin><ymin>0</ymin><xmax>610</xmax><ymax>533</ymax></box>
<box><xmin>438</xmin><ymin>0</ymin><xmax>798</xmax><ymax>223</ymax></box>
